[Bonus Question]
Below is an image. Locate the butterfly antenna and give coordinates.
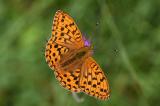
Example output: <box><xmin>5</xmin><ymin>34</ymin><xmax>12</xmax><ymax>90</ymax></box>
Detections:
<box><xmin>72</xmin><ymin>92</ymin><xmax>84</xmax><ymax>103</ymax></box>
<box><xmin>93</xmin><ymin>19</ymin><xmax>100</xmax><ymax>37</ymax></box>
<box><xmin>90</xmin><ymin>20</ymin><xmax>100</xmax><ymax>52</ymax></box>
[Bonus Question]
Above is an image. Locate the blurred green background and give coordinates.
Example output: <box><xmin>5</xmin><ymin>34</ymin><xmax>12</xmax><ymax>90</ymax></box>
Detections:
<box><xmin>0</xmin><ymin>0</ymin><xmax>160</xmax><ymax>106</ymax></box>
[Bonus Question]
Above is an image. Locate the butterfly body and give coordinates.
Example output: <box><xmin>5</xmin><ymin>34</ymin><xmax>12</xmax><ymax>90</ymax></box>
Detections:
<box><xmin>45</xmin><ymin>10</ymin><xmax>110</xmax><ymax>100</ymax></box>
<box><xmin>59</xmin><ymin>46</ymin><xmax>92</xmax><ymax>72</ymax></box>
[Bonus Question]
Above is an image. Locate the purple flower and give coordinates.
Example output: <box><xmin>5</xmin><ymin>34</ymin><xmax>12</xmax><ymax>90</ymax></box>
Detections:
<box><xmin>83</xmin><ymin>36</ymin><xmax>91</xmax><ymax>47</ymax></box>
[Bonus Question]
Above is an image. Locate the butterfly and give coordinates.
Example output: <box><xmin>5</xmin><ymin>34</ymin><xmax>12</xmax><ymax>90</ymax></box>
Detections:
<box><xmin>45</xmin><ymin>10</ymin><xmax>110</xmax><ymax>100</ymax></box>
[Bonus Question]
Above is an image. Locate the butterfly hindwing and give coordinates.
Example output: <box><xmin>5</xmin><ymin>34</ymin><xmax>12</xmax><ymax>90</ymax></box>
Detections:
<box><xmin>80</xmin><ymin>57</ymin><xmax>110</xmax><ymax>100</ymax></box>
<box><xmin>54</xmin><ymin>69</ymin><xmax>81</xmax><ymax>92</ymax></box>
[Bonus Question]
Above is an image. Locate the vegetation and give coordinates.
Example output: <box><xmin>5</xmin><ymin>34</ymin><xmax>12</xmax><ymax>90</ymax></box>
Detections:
<box><xmin>0</xmin><ymin>0</ymin><xmax>160</xmax><ymax>106</ymax></box>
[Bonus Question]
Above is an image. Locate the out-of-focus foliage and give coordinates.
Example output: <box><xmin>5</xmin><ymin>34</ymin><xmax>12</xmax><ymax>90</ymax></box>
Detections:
<box><xmin>0</xmin><ymin>0</ymin><xmax>160</xmax><ymax>106</ymax></box>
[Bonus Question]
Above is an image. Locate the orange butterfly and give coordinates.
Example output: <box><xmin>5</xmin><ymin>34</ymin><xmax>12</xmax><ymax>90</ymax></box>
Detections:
<box><xmin>45</xmin><ymin>10</ymin><xmax>110</xmax><ymax>100</ymax></box>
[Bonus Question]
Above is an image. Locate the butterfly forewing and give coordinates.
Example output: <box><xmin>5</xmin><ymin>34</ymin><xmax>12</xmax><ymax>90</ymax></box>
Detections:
<box><xmin>52</xmin><ymin>10</ymin><xmax>84</xmax><ymax>49</ymax></box>
<box><xmin>45</xmin><ymin>38</ymin><xmax>69</xmax><ymax>70</ymax></box>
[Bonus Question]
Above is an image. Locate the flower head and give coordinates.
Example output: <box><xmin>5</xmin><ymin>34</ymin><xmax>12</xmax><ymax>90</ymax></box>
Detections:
<box><xmin>83</xmin><ymin>36</ymin><xmax>91</xmax><ymax>47</ymax></box>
